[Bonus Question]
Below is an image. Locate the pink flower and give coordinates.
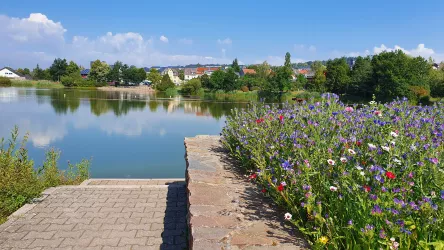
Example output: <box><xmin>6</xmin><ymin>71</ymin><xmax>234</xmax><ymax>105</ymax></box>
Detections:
<box><xmin>329</xmin><ymin>186</ymin><xmax>338</xmax><ymax>192</ymax></box>
<box><xmin>327</xmin><ymin>159</ymin><xmax>336</xmax><ymax>165</ymax></box>
<box><xmin>345</xmin><ymin>107</ymin><xmax>354</xmax><ymax>112</ymax></box>
<box><xmin>374</xmin><ymin>110</ymin><xmax>382</xmax><ymax>117</ymax></box>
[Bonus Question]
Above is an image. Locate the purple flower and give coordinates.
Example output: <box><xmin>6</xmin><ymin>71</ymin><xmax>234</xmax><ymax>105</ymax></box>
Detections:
<box><xmin>429</xmin><ymin>158</ymin><xmax>439</xmax><ymax>165</ymax></box>
<box><xmin>348</xmin><ymin>220</ymin><xmax>353</xmax><ymax>226</ymax></box>
<box><xmin>371</xmin><ymin>205</ymin><xmax>382</xmax><ymax>214</ymax></box>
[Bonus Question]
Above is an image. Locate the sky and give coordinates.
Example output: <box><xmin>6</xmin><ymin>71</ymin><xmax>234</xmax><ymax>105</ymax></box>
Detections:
<box><xmin>1</xmin><ymin>0</ymin><xmax>444</xmax><ymax>68</ymax></box>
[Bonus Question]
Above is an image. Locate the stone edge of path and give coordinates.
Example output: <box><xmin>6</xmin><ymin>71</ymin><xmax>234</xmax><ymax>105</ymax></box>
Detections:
<box><xmin>184</xmin><ymin>135</ymin><xmax>309</xmax><ymax>250</ymax></box>
<box><xmin>0</xmin><ymin>178</ymin><xmax>186</xmax><ymax>233</ymax></box>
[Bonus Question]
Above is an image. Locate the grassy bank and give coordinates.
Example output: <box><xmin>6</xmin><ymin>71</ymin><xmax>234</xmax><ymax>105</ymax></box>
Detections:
<box><xmin>0</xmin><ymin>127</ymin><xmax>90</xmax><ymax>224</ymax></box>
<box><xmin>11</xmin><ymin>80</ymin><xmax>64</xmax><ymax>88</ymax></box>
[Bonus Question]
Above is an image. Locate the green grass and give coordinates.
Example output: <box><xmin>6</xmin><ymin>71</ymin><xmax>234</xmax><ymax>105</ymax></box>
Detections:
<box><xmin>0</xmin><ymin>126</ymin><xmax>90</xmax><ymax>223</ymax></box>
<box><xmin>11</xmin><ymin>80</ymin><xmax>64</xmax><ymax>88</ymax></box>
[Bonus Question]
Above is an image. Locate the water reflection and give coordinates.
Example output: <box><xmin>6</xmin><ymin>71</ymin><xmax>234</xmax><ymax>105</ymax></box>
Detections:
<box><xmin>0</xmin><ymin>88</ymin><xmax>248</xmax><ymax>178</ymax></box>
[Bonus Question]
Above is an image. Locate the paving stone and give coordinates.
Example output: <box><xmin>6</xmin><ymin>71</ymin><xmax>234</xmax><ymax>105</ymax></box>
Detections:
<box><xmin>0</xmin><ymin>182</ymin><xmax>186</xmax><ymax>250</ymax></box>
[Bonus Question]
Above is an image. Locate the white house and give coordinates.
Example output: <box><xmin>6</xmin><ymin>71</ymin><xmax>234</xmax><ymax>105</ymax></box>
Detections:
<box><xmin>0</xmin><ymin>67</ymin><xmax>25</xmax><ymax>79</ymax></box>
<box><xmin>165</xmin><ymin>68</ymin><xmax>183</xmax><ymax>85</ymax></box>
<box><xmin>184</xmin><ymin>68</ymin><xmax>199</xmax><ymax>81</ymax></box>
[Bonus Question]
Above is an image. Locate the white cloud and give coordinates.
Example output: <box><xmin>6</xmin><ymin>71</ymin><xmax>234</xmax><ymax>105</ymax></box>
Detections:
<box><xmin>217</xmin><ymin>38</ymin><xmax>232</xmax><ymax>45</ymax></box>
<box><xmin>308</xmin><ymin>45</ymin><xmax>317</xmax><ymax>52</ymax></box>
<box><xmin>221</xmin><ymin>48</ymin><xmax>226</xmax><ymax>58</ymax></box>
<box><xmin>178</xmin><ymin>38</ymin><xmax>193</xmax><ymax>45</ymax></box>
<box><xmin>0</xmin><ymin>13</ymin><xmax>232</xmax><ymax>68</ymax></box>
<box><xmin>373</xmin><ymin>43</ymin><xmax>435</xmax><ymax>58</ymax></box>
<box><xmin>159</xmin><ymin>35</ymin><xmax>169</xmax><ymax>43</ymax></box>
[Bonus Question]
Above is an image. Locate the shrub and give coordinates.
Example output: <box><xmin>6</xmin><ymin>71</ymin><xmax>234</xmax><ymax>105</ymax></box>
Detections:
<box><xmin>221</xmin><ymin>95</ymin><xmax>443</xmax><ymax>249</ymax></box>
<box><xmin>0</xmin><ymin>77</ymin><xmax>12</xmax><ymax>87</ymax></box>
<box><xmin>156</xmin><ymin>74</ymin><xmax>175</xmax><ymax>91</ymax></box>
<box><xmin>250</xmin><ymin>86</ymin><xmax>260</xmax><ymax>91</ymax></box>
<box><xmin>241</xmin><ymin>86</ymin><xmax>249</xmax><ymax>92</ymax></box>
<box><xmin>181</xmin><ymin>78</ymin><xmax>202</xmax><ymax>95</ymax></box>
<box><xmin>165</xmin><ymin>88</ymin><xmax>178</xmax><ymax>97</ymax></box>
<box><xmin>0</xmin><ymin>127</ymin><xmax>90</xmax><ymax>223</ymax></box>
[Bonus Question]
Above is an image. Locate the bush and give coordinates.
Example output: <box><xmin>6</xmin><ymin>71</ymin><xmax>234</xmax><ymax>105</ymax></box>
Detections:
<box><xmin>156</xmin><ymin>75</ymin><xmax>175</xmax><ymax>91</ymax></box>
<box><xmin>241</xmin><ymin>86</ymin><xmax>249</xmax><ymax>92</ymax></box>
<box><xmin>0</xmin><ymin>77</ymin><xmax>12</xmax><ymax>87</ymax></box>
<box><xmin>181</xmin><ymin>78</ymin><xmax>202</xmax><ymax>95</ymax></box>
<box><xmin>165</xmin><ymin>88</ymin><xmax>178</xmax><ymax>97</ymax></box>
<box><xmin>221</xmin><ymin>95</ymin><xmax>443</xmax><ymax>248</ymax></box>
<box><xmin>250</xmin><ymin>86</ymin><xmax>260</xmax><ymax>91</ymax></box>
<box><xmin>0</xmin><ymin>127</ymin><xmax>90</xmax><ymax>223</ymax></box>
<box><xmin>11</xmin><ymin>80</ymin><xmax>63</xmax><ymax>88</ymax></box>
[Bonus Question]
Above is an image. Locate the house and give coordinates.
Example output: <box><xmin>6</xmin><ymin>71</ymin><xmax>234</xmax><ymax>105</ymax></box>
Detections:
<box><xmin>432</xmin><ymin>63</ymin><xmax>439</xmax><ymax>70</ymax></box>
<box><xmin>0</xmin><ymin>67</ymin><xmax>25</xmax><ymax>79</ymax></box>
<box><xmin>239</xmin><ymin>68</ymin><xmax>256</xmax><ymax>77</ymax></box>
<box><xmin>197</xmin><ymin>67</ymin><xmax>220</xmax><ymax>76</ymax></box>
<box><xmin>184</xmin><ymin>68</ymin><xmax>198</xmax><ymax>81</ymax></box>
<box><xmin>80</xmin><ymin>69</ymin><xmax>90</xmax><ymax>79</ymax></box>
<box><xmin>165</xmin><ymin>68</ymin><xmax>183</xmax><ymax>85</ymax></box>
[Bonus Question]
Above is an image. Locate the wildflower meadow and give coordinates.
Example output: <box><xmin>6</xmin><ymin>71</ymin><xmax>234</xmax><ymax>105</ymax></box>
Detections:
<box><xmin>221</xmin><ymin>94</ymin><xmax>443</xmax><ymax>249</ymax></box>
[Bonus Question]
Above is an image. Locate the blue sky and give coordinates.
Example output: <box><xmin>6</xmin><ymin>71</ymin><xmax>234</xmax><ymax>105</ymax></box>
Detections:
<box><xmin>1</xmin><ymin>0</ymin><xmax>443</xmax><ymax>68</ymax></box>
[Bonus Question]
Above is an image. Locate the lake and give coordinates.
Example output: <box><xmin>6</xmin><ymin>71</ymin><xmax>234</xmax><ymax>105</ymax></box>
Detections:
<box><xmin>0</xmin><ymin>87</ymin><xmax>249</xmax><ymax>178</ymax></box>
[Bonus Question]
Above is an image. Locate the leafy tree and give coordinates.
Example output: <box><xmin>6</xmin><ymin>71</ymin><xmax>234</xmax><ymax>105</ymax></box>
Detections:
<box><xmin>284</xmin><ymin>52</ymin><xmax>292</xmax><ymax>69</ymax></box>
<box><xmin>147</xmin><ymin>68</ymin><xmax>162</xmax><ymax>87</ymax></box>
<box><xmin>120</xmin><ymin>64</ymin><xmax>130</xmax><ymax>83</ymax></box>
<box><xmin>32</xmin><ymin>64</ymin><xmax>45</xmax><ymax>80</ymax></box>
<box><xmin>42</xmin><ymin>69</ymin><xmax>52</xmax><ymax>80</ymax></box>
<box><xmin>66</xmin><ymin>61</ymin><xmax>80</xmax><ymax>75</ymax></box>
<box><xmin>350</xmin><ymin>56</ymin><xmax>373</xmax><ymax>97</ymax></box>
<box><xmin>209</xmin><ymin>70</ymin><xmax>225</xmax><ymax>90</ymax></box>
<box><xmin>178</xmin><ymin>69</ymin><xmax>184</xmax><ymax>80</ymax></box>
<box><xmin>256</xmin><ymin>61</ymin><xmax>271</xmax><ymax>79</ymax></box>
<box><xmin>371</xmin><ymin>50</ymin><xmax>430</xmax><ymax>101</ymax></box>
<box><xmin>200</xmin><ymin>74</ymin><xmax>211</xmax><ymax>89</ymax></box>
<box><xmin>181</xmin><ymin>78</ymin><xmax>201</xmax><ymax>95</ymax></box>
<box><xmin>221</xmin><ymin>68</ymin><xmax>239</xmax><ymax>92</ymax></box>
<box><xmin>136</xmin><ymin>68</ymin><xmax>147</xmax><ymax>83</ymax></box>
<box><xmin>238</xmin><ymin>74</ymin><xmax>266</xmax><ymax>90</ymax></box>
<box><xmin>156</xmin><ymin>74</ymin><xmax>175</xmax><ymax>91</ymax></box>
<box><xmin>89</xmin><ymin>60</ymin><xmax>110</xmax><ymax>84</ymax></box>
<box><xmin>232</xmin><ymin>58</ymin><xmax>241</xmax><ymax>72</ymax></box>
<box><xmin>268</xmin><ymin>66</ymin><xmax>292</xmax><ymax>92</ymax></box>
<box><xmin>325</xmin><ymin>57</ymin><xmax>351</xmax><ymax>94</ymax></box>
<box><xmin>49</xmin><ymin>58</ymin><xmax>68</xmax><ymax>81</ymax></box>
<box><xmin>16</xmin><ymin>68</ymin><xmax>31</xmax><ymax>76</ymax></box>
<box><xmin>310</xmin><ymin>61</ymin><xmax>327</xmax><ymax>92</ymax></box>
<box><xmin>429</xmin><ymin>68</ymin><xmax>444</xmax><ymax>97</ymax></box>
<box><xmin>294</xmin><ymin>74</ymin><xmax>308</xmax><ymax>90</ymax></box>
<box><xmin>107</xmin><ymin>61</ymin><xmax>122</xmax><ymax>83</ymax></box>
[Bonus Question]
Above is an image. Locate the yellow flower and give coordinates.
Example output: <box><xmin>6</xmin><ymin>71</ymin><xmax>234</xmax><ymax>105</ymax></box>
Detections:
<box><xmin>319</xmin><ymin>236</ymin><xmax>329</xmax><ymax>245</ymax></box>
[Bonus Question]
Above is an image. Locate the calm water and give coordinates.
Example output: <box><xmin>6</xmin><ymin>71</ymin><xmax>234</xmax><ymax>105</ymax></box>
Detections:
<box><xmin>0</xmin><ymin>88</ymin><xmax>249</xmax><ymax>178</ymax></box>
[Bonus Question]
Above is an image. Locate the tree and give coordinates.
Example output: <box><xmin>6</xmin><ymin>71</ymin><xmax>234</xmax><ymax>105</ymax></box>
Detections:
<box><xmin>209</xmin><ymin>70</ymin><xmax>225</xmax><ymax>90</ymax></box>
<box><xmin>371</xmin><ymin>50</ymin><xmax>430</xmax><ymax>101</ymax></box>
<box><xmin>89</xmin><ymin>60</ymin><xmax>110</xmax><ymax>83</ymax></box>
<box><xmin>310</xmin><ymin>61</ymin><xmax>327</xmax><ymax>92</ymax></box>
<box><xmin>32</xmin><ymin>64</ymin><xmax>45</xmax><ymax>80</ymax></box>
<box><xmin>325</xmin><ymin>57</ymin><xmax>351</xmax><ymax>94</ymax></box>
<box><xmin>284</xmin><ymin>52</ymin><xmax>292</xmax><ymax>69</ymax></box>
<box><xmin>49</xmin><ymin>58</ymin><xmax>68</xmax><ymax>81</ymax></box>
<box><xmin>268</xmin><ymin>66</ymin><xmax>292</xmax><ymax>92</ymax></box>
<box><xmin>256</xmin><ymin>61</ymin><xmax>271</xmax><ymax>79</ymax></box>
<box><xmin>181</xmin><ymin>78</ymin><xmax>201</xmax><ymax>95</ymax></box>
<box><xmin>16</xmin><ymin>68</ymin><xmax>30</xmax><ymax>76</ymax></box>
<box><xmin>200</xmin><ymin>74</ymin><xmax>211</xmax><ymax>89</ymax></box>
<box><xmin>222</xmin><ymin>68</ymin><xmax>239</xmax><ymax>92</ymax></box>
<box><xmin>66</xmin><ymin>61</ymin><xmax>80</xmax><ymax>75</ymax></box>
<box><xmin>147</xmin><ymin>68</ymin><xmax>162</xmax><ymax>87</ymax></box>
<box><xmin>156</xmin><ymin>74</ymin><xmax>175</xmax><ymax>91</ymax></box>
<box><xmin>232</xmin><ymin>58</ymin><xmax>241</xmax><ymax>72</ymax></box>
<box><xmin>107</xmin><ymin>61</ymin><xmax>123</xmax><ymax>83</ymax></box>
<box><xmin>178</xmin><ymin>69</ymin><xmax>184</xmax><ymax>80</ymax></box>
<box><xmin>350</xmin><ymin>56</ymin><xmax>373</xmax><ymax>96</ymax></box>
<box><xmin>429</xmin><ymin>68</ymin><xmax>444</xmax><ymax>97</ymax></box>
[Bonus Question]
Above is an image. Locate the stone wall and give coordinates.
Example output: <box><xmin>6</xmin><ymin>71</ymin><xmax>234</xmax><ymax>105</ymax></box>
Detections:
<box><xmin>184</xmin><ymin>135</ymin><xmax>308</xmax><ymax>249</ymax></box>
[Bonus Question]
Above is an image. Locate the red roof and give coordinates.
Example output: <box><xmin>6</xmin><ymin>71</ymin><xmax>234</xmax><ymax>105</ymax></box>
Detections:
<box><xmin>242</xmin><ymin>69</ymin><xmax>256</xmax><ymax>75</ymax></box>
<box><xmin>197</xmin><ymin>67</ymin><xmax>220</xmax><ymax>74</ymax></box>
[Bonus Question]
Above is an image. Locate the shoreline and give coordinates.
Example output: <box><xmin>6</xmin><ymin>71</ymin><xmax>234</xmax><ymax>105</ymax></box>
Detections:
<box><xmin>97</xmin><ymin>85</ymin><xmax>156</xmax><ymax>94</ymax></box>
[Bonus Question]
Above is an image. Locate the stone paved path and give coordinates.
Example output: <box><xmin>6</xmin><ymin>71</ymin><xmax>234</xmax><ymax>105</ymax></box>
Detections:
<box><xmin>0</xmin><ymin>179</ymin><xmax>188</xmax><ymax>250</ymax></box>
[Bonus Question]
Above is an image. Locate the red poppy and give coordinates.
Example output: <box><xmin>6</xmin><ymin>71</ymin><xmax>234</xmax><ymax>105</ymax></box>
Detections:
<box><xmin>279</xmin><ymin>115</ymin><xmax>284</xmax><ymax>122</ymax></box>
<box><xmin>363</xmin><ymin>185</ymin><xmax>371</xmax><ymax>192</ymax></box>
<box><xmin>385</xmin><ymin>171</ymin><xmax>396</xmax><ymax>179</ymax></box>
<box><xmin>256</xmin><ymin>119</ymin><xmax>262</xmax><ymax>124</ymax></box>
<box><xmin>356</xmin><ymin>141</ymin><xmax>362</xmax><ymax>147</ymax></box>
<box><xmin>261</xmin><ymin>189</ymin><xmax>266</xmax><ymax>193</ymax></box>
<box><xmin>249</xmin><ymin>173</ymin><xmax>257</xmax><ymax>179</ymax></box>
<box><xmin>277</xmin><ymin>184</ymin><xmax>284</xmax><ymax>192</ymax></box>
